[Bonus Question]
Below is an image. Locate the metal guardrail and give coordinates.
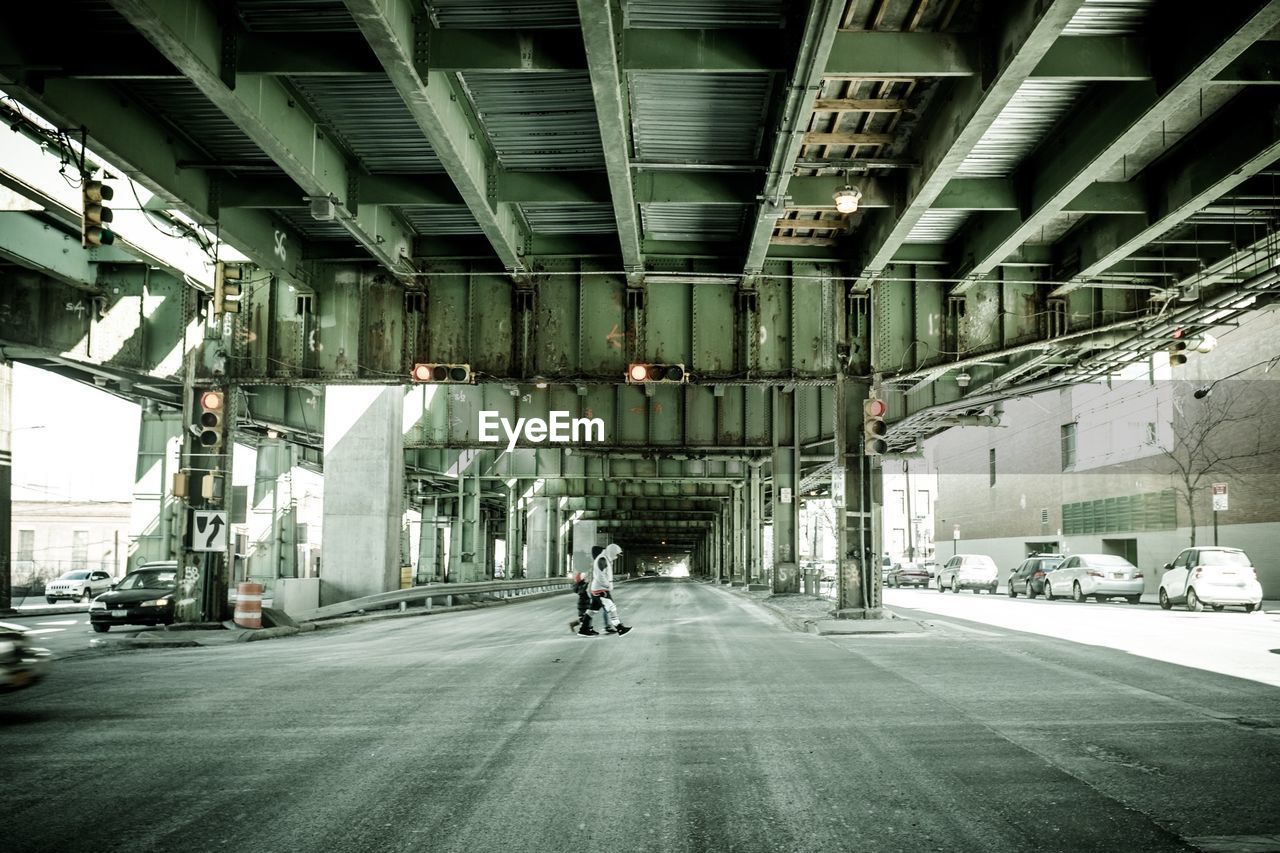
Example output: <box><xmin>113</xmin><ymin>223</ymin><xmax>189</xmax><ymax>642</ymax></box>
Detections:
<box><xmin>290</xmin><ymin>577</ymin><xmax>572</xmax><ymax>623</ymax></box>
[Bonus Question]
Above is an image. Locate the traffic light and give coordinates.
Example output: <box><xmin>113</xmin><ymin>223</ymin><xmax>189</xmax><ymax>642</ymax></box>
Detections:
<box><xmin>196</xmin><ymin>389</ymin><xmax>225</xmax><ymax>451</ymax></box>
<box><xmin>81</xmin><ymin>180</ymin><xmax>114</xmax><ymax>247</ymax></box>
<box><xmin>626</xmin><ymin>363</ymin><xmax>688</xmax><ymax>384</ymax></box>
<box><xmin>863</xmin><ymin>397</ymin><xmax>887</xmax><ymax>455</ymax></box>
<box><xmin>213</xmin><ymin>262</ymin><xmax>243</xmax><ymax>316</ymax></box>
<box><xmin>410</xmin><ymin>363</ymin><xmax>473</xmax><ymax>383</ymax></box>
<box><xmin>1168</xmin><ymin>328</ymin><xmax>1188</xmax><ymax>366</ymax></box>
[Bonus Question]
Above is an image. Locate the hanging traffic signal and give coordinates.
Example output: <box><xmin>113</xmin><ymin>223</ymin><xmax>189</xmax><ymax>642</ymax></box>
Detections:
<box><xmin>626</xmin><ymin>363</ymin><xmax>688</xmax><ymax>384</ymax></box>
<box><xmin>213</xmin><ymin>262</ymin><xmax>243</xmax><ymax>316</ymax></box>
<box><xmin>1168</xmin><ymin>328</ymin><xmax>1188</xmax><ymax>366</ymax></box>
<box><xmin>81</xmin><ymin>180</ymin><xmax>114</xmax><ymax>247</ymax></box>
<box><xmin>410</xmin><ymin>363</ymin><xmax>473</xmax><ymax>383</ymax></box>
<box><xmin>196</xmin><ymin>389</ymin><xmax>225</xmax><ymax>451</ymax></box>
<box><xmin>863</xmin><ymin>397</ymin><xmax>887</xmax><ymax>455</ymax></box>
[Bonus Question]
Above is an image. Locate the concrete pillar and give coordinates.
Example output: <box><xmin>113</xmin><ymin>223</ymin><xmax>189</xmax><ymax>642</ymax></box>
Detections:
<box><xmin>772</xmin><ymin>388</ymin><xmax>801</xmax><ymax>594</ymax></box>
<box><xmin>249</xmin><ymin>437</ymin><xmax>295</xmax><ymax>581</ymax></box>
<box><xmin>572</xmin><ymin>519</ymin><xmax>598</xmax><ymax>577</ymax></box>
<box><xmin>524</xmin><ymin>497</ymin><xmax>553</xmax><ymax>578</ymax></box>
<box><xmin>417</xmin><ymin>498</ymin><xmax>446</xmax><ymax>583</ymax></box>
<box><xmin>504</xmin><ymin>487</ymin><xmax>525</xmax><ymax>578</ymax></box>
<box><xmin>448</xmin><ymin>451</ymin><xmax>484</xmax><ymax>583</ymax></box>
<box><xmin>320</xmin><ymin>386</ymin><xmax>403</xmax><ymax>604</ymax></box>
<box><xmin>129</xmin><ymin>406</ymin><xmax>184</xmax><ymax>571</ymax></box>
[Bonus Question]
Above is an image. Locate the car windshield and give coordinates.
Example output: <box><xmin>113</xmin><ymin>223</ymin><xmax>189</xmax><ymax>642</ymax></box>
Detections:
<box><xmin>59</xmin><ymin>570</ymin><xmax>92</xmax><ymax>580</ymax></box>
<box><xmin>116</xmin><ymin>570</ymin><xmax>178</xmax><ymax>591</ymax></box>
<box><xmin>1037</xmin><ymin>558</ymin><xmax>1064</xmax><ymax>570</ymax></box>
<box><xmin>1198</xmin><ymin>550</ymin><xmax>1251</xmax><ymax>567</ymax></box>
<box><xmin>964</xmin><ymin>556</ymin><xmax>996</xmax><ymax>569</ymax></box>
<box><xmin>1083</xmin><ymin>555</ymin><xmax>1133</xmax><ymax>568</ymax></box>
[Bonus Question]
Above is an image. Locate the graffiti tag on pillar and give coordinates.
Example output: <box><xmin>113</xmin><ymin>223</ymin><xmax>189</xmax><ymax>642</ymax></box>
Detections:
<box><xmin>274</xmin><ymin>230</ymin><xmax>288</xmax><ymax>262</ymax></box>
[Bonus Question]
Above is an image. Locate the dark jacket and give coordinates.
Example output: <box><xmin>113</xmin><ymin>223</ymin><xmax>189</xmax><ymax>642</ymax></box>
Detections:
<box><xmin>574</xmin><ymin>577</ymin><xmax>592</xmax><ymax>613</ymax></box>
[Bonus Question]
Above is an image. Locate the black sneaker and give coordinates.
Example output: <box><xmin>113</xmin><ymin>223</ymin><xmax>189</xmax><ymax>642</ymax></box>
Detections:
<box><xmin>615</xmin><ymin>625</ymin><xmax>632</xmax><ymax>636</ymax></box>
<box><xmin>579</xmin><ymin>628</ymin><xmax>599</xmax><ymax>636</ymax></box>
<box><xmin>604</xmin><ymin>626</ymin><xmax>618</xmax><ymax>634</ymax></box>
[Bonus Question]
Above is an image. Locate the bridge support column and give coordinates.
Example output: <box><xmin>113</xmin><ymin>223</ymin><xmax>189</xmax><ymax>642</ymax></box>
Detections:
<box><xmin>524</xmin><ymin>496</ymin><xmax>554</xmax><ymax>579</ymax></box>
<box><xmin>504</xmin><ymin>487</ymin><xmax>524</xmax><ymax>578</ymax></box>
<box><xmin>746</xmin><ymin>461</ymin><xmax>765</xmax><ymax>588</ymax></box>
<box><xmin>250</xmin><ymin>437</ymin><xmax>296</xmax><ymax>582</ymax></box>
<box><xmin>730</xmin><ymin>484</ymin><xmax>744</xmax><ymax>584</ymax></box>
<box><xmin>572</xmin><ymin>518</ymin><xmax>597</xmax><ymax>577</ymax></box>
<box><xmin>449</xmin><ymin>453</ymin><xmax>484</xmax><ymax>583</ymax></box>
<box><xmin>129</xmin><ymin>406</ymin><xmax>184</xmax><ymax>570</ymax></box>
<box><xmin>772</xmin><ymin>388</ymin><xmax>800</xmax><ymax>594</ymax></box>
<box><xmin>834</xmin><ymin>378</ymin><xmax>881</xmax><ymax>617</ymax></box>
<box><xmin>417</xmin><ymin>498</ymin><xmax>446</xmax><ymax>584</ymax></box>
<box><xmin>320</xmin><ymin>386</ymin><xmax>403</xmax><ymax>604</ymax></box>
<box><xmin>0</xmin><ymin>362</ymin><xmax>10</xmax><ymax>612</ymax></box>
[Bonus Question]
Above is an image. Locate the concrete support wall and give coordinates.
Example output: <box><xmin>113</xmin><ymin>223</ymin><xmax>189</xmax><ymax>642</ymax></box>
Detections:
<box><xmin>524</xmin><ymin>497</ymin><xmax>553</xmax><ymax>579</ymax></box>
<box><xmin>130</xmin><ymin>408</ymin><xmax>183</xmax><ymax>570</ymax></box>
<box><xmin>572</xmin><ymin>519</ymin><xmax>598</xmax><ymax>578</ymax></box>
<box><xmin>249</xmin><ymin>438</ymin><xmax>296</xmax><ymax>581</ymax></box>
<box><xmin>448</xmin><ymin>453</ymin><xmax>485</xmax><ymax>583</ymax></box>
<box><xmin>320</xmin><ymin>387</ymin><xmax>403</xmax><ymax>604</ymax></box>
<box><xmin>416</xmin><ymin>498</ymin><xmax>447</xmax><ymax>583</ymax></box>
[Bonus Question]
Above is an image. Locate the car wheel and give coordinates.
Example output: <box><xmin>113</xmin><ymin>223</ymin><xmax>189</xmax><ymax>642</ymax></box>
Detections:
<box><xmin>952</xmin><ymin>578</ymin><xmax>960</xmax><ymax>594</ymax></box>
<box><xmin>1044</xmin><ymin>582</ymin><xmax>1054</xmax><ymax>601</ymax></box>
<box><xmin>46</xmin><ymin>596</ymin><xmax>57</xmax><ymax>604</ymax></box>
<box><xmin>1245</xmin><ymin>603</ymin><xmax>1257</xmax><ymax>613</ymax></box>
<box><xmin>1072</xmin><ymin>582</ymin><xmax>1086</xmax><ymax>603</ymax></box>
<box><xmin>1186</xmin><ymin>588</ymin><xmax>1204</xmax><ymax>612</ymax></box>
<box><xmin>81</xmin><ymin>589</ymin><xmax>93</xmax><ymax>603</ymax></box>
<box><xmin>92</xmin><ymin>624</ymin><xmax>109</xmax><ymax>633</ymax></box>
<box><xmin>1158</xmin><ymin>588</ymin><xmax>1172</xmax><ymax>610</ymax></box>
<box><xmin>1008</xmin><ymin>583</ymin><xmax>1017</xmax><ymax>598</ymax></box>
<box><xmin>1125</xmin><ymin>595</ymin><xmax>1140</xmax><ymax>605</ymax></box>
<box><xmin>1211</xmin><ymin>604</ymin><xmax>1224</xmax><ymax>612</ymax></box>
<box><xmin>1026</xmin><ymin>581</ymin><xmax>1037</xmax><ymax>600</ymax></box>
<box><xmin>1095</xmin><ymin>594</ymin><xmax>1110</xmax><ymax>603</ymax></box>
<box><xmin>891</xmin><ymin>577</ymin><xmax>899</xmax><ymax>588</ymax></box>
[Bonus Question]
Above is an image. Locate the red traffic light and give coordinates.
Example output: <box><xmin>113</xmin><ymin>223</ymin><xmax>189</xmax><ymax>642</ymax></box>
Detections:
<box><xmin>628</xmin><ymin>364</ymin><xmax>649</xmax><ymax>382</ymax></box>
<box><xmin>411</xmin><ymin>364</ymin><xmax>433</xmax><ymax>382</ymax></box>
<box><xmin>865</xmin><ymin>398</ymin><xmax>887</xmax><ymax>418</ymax></box>
<box><xmin>200</xmin><ymin>390</ymin><xmax>224</xmax><ymax>412</ymax></box>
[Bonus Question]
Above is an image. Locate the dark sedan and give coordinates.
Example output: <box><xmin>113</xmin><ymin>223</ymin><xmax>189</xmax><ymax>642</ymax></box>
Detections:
<box><xmin>88</xmin><ymin>565</ymin><xmax>179</xmax><ymax>633</ymax></box>
<box><xmin>887</xmin><ymin>563</ymin><xmax>931</xmax><ymax>588</ymax></box>
<box><xmin>1007</xmin><ymin>555</ymin><xmax>1064</xmax><ymax>598</ymax></box>
<box><xmin>0</xmin><ymin>622</ymin><xmax>53</xmax><ymax>693</ymax></box>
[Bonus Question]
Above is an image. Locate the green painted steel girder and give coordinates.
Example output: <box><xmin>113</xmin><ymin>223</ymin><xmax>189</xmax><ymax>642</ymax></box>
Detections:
<box><xmin>1051</xmin><ymin>92</ymin><xmax>1280</xmax><ymax>293</ymax></box>
<box><xmin>577</xmin><ymin>0</ymin><xmax>643</xmax><ymax>279</ymax></box>
<box><xmin>0</xmin><ymin>213</ymin><xmax>133</xmax><ymax>291</ymax></box>
<box><xmin>741</xmin><ymin>0</ymin><xmax>846</xmax><ymax>279</ymax></box>
<box><xmin>825</xmin><ymin>31</ymin><xmax>977</xmax><ymax>78</ymax></box>
<box><xmin>342</xmin><ymin>0</ymin><xmax>530</xmax><ymax>274</ymax></box>
<box><xmin>957</xmin><ymin>1</ymin><xmax>1280</xmax><ymax>283</ymax></box>
<box><xmin>1030</xmin><ymin>36</ymin><xmax>1151</xmax><ymax>81</ymax></box>
<box><xmin>0</xmin><ymin>74</ymin><xmax>306</xmax><ymax>283</ymax></box>
<box><xmin>107</xmin><ymin>0</ymin><xmax>415</xmax><ymax>280</ymax></box>
<box><xmin>851</xmin><ymin>0</ymin><xmax>1087</xmax><ymax>289</ymax></box>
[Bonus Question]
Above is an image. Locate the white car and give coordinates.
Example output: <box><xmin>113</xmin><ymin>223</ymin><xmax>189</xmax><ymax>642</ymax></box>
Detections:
<box><xmin>44</xmin><ymin>570</ymin><xmax>115</xmax><ymax>604</ymax></box>
<box><xmin>937</xmin><ymin>554</ymin><xmax>999</xmax><ymax>594</ymax></box>
<box><xmin>1043</xmin><ymin>554</ymin><xmax>1143</xmax><ymax>603</ymax></box>
<box><xmin>1158</xmin><ymin>547</ymin><xmax>1263</xmax><ymax>613</ymax></box>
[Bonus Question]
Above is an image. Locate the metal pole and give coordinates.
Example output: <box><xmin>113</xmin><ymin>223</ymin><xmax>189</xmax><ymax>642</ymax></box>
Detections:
<box><xmin>903</xmin><ymin>459</ymin><xmax>914</xmax><ymax>561</ymax></box>
<box><xmin>1213</xmin><ymin>510</ymin><xmax>1219</xmax><ymax>546</ymax></box>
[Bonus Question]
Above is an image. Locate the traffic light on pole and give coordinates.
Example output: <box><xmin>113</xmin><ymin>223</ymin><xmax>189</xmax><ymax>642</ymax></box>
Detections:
<box><xmin>1168</xmin><ymin>328</ymin><xmax>1188</xmax><ymax>366</ymax></box>
<box><xmin>410</xmin><ymin>363</ymin><xmax>473</xmax><ymax>383</ymax></box>
<box><xmin>196</xmin><ymin>389</ymin><xmax>225</xmax><ymax>452</ymax></box>
<box><xmin>213</xmin><ymin>262</ymin><xmax>243</xmax><ymax>316</ymax></box>
<box><xmin>81</xmin><ymin>180</ymin><xmax>114</xmax><ymax>247</ymax></box>
<box><xmin>863</xmin><ymin>397</ymin><xmax>887</xmax><ymax>455</ymax></box>
<box><xmin>626</xmin><ymin>363</ymin><xmax>688</xmax><ymax>384</ymax></box>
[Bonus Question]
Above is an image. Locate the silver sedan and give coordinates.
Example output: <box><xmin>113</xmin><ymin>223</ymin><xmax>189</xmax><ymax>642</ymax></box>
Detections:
<box><xmin>1043</xmin><ymin>554</ymin><xmax>1144</xmax><ymax>604</ymax></box>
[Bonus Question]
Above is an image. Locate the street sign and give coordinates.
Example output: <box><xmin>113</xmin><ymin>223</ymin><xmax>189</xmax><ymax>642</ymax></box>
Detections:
<box><xmin>952</xmin><ymin>525</ymin><xmax>960</xmax><ymax>540</ymax></box>
<box><xmin>780</xmin><ymin>487</ymin><xmax>792</xmax><ymax>504</ymax></box>
<box><xmin>1212</xmin><ymin>483</ymin><xmax>1228</xmax><ymax>512</ymax></box>
<box><xmin>191</xmin><ymin>510</ymin><xmax>228</xmax><ymax>552</ymax></box>
<box><xmin>831</xmin><ymin>468</ymin><xmax>845</xmax><ymax>503</ymax></box>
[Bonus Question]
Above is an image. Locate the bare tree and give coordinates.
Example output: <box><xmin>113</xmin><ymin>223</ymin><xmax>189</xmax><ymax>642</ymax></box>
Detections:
<box><xmin>1157</xmin><ymin>384</ymin><xmax>1263</xmax><ymax>546</ymax></box>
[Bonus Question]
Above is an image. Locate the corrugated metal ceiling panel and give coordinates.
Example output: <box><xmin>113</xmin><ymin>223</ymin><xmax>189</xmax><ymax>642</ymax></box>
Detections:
<box><xmin>956</xmin><ymin>80</ymin><xmax>1085</xmax><ymax>178</ymax></box>
<box><xmin>237</xmin><ymin>0</ymin><xmax>357</xmax><ymax>32</ymax></box>
<box><xmin>641</xmin><ymin>204</ymin><xmax>746</xmax><ymax>242</ymax></box>
<box><xmin>277</xmin><ymin>209</ymin><xmax>355</xmax><ymax>240</ymax></box>
<box><xmin>522</xmin><ymin>204</ymin><xmax>617</xmax><ymax>234</ymax></box>
<box><xmin>1063</xmin><ymin>0</ymin><xmax>1154</xmax><ymax>35</ymax></box>
<box><xmin>398</xmin><ymin>206</ymin><xmax>483</xmax><ymax>236</ymax></box>
<box><xmin>427</xmin><ymin>0</ymin><xmax>578</xmax><ymax>28</ymax></box>
<box><xmin>631</xmin><ymin>73</ymin><xmax>772</xmax><ymax>164</ymax></box>
<box><xmin>460</xmin><ymin>72</ymin><xmax>604</xmax><ymax>170</ymax></box>
<box><xmin>127</xmin><ymin>81</ymin><xmax>273</xmax><ymax>164</ymax></box>
<box><xmin>905</xmin><ymin>210</ymin><xmax>970</xmax><ymax>244</ymax></box>
<box><xmin>289</xmin><ymin>77</ymin><xmax>442</xmax><ymax>174</ymax></box>
<box><xmin>624</xmin><ymin>0</ymin><xmax>785</xmax><ymax>28</ymax></box>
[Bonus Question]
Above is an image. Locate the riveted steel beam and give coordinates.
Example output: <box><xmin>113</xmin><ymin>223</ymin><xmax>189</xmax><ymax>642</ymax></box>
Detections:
<box><xmin>957</xmin><ymin>1</ymin><xmax>1280</xmax><ymax>285</ymax></box>
<box><xmin>343</xmin><ymin>0</ymin><xmax>529</xmax><ymax>273</ymax></box>
<box><xmin>577</xmin><ymin>0</ymin><xmax>643</xmax><ymax>280</ymax></box>
<box><xmin>851</xmin><ymin>0</ymin><xmax>1087</xmax><ymax>290</ymax></box>
<box><xmin>742</xmin><ymin>0</ymin><xmax>847</xmax><ymax>280</ymax></box>
<box><xmin>106</xmin><ymin>0</ymin><xmax>415</xmax><ymax>280</ymax></box>
<box><xmin>1050</xmin><ymin>92</ymin><xmax>1280</xmax><ymax>294</ymax></box>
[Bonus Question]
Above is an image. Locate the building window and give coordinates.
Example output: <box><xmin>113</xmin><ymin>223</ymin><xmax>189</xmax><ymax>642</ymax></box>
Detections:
<box><xmin>72</xmin><ymin>530</ymin><xmax>89</xmax><ymax>565</ymax></box>
<box><xmin>1061</xmin><ymin>423</ymin><xmax>1077</xmax><ymax>469</ymax></box>
<box><xmin>1145</xmin><ymin>422</ymin><xmax>1157</xmax><ymax>445</ymax></box>
<box><xmin>17</xmin><ymin>530</ymin><xmax>34</xmax><ymax>562</ymax></box>
<box><xmin>989</xmin><ymin>448</ymin><xmax>996</xmax><ymax>487</ymax></box>
<box><xmin>892</xmin><ymin>490</ymin><xmax>906</xmax><ymax>514</ymax></box>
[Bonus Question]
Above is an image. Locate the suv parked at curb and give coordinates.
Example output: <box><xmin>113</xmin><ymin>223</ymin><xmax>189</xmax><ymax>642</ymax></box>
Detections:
<box><xmin>44</xmin><ymin>570</ymin><xmax>114</xmax><ymax>604</ymax></box>
<box><xmin>937</xmin><ymin>554</ymin><xmax>999</xmax><ymax>594</ymax></box>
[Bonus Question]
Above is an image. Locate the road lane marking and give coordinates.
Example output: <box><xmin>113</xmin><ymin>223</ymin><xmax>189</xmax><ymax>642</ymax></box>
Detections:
<box><xmin>35</xmin><ymin>620</ymin><xmax>79</xmax><ymax>626</ymax></box>
<box><xmin>24</xmin><ymin>628</ymin><xmax>66</xmax><ymax>635</ymax></box>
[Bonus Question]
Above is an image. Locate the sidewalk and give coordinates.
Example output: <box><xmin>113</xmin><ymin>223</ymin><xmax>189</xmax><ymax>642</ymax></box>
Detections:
<box><xmin>712</xmin><ymin>581</ymin><xmax>928</xmax><ymax>636</ymax></box>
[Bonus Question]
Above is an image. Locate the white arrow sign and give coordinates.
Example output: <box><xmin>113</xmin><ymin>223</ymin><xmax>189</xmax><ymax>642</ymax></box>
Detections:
<box><xmin>192</xmin><ymin>510</ymin><xmax>228</xmax><ymax>552</ymax></box>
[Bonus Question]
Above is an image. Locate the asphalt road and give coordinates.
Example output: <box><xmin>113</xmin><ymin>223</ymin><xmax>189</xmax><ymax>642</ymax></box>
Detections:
<box><xmin>3</xmin><ymin>578</ymin><xmax>1279</xmax><ymax>853</ymax></box>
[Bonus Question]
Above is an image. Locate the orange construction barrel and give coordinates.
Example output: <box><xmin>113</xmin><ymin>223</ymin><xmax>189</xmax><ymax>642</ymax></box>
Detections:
<box><xmin>234</xmin><ymin>582</ymin><xmax>264</xmax><ymax>629</ymax></box>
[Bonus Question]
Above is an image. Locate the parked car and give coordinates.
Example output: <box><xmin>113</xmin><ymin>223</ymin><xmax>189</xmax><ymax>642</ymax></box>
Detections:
<box><xmin>887</xmin><ymin>562</ymin><xmax>931</xmax><ymax>588</ymax></box>
<box><xmin>1006</xmin><ymin>555</ymin><xmax>1065</xmax><ymax>598</ymax></box>
<box><xmin>1043</xmin><ymin>554</ymin><xmax>1143</xmax><ymax>603</ymax></box>
<box><xmin>44</xmin><ymin>569</ymin><xmax>115</xmax><ymax>604</ymax></box>
<box><xmin>88</xmin><ymin>563</ymin><xmax>179</xmax><ymax>633</ymax></box>
<box><xmin>0</xmin><ymin>621</ymin><xmax>53</xmax><ymax>694</ymax></box>
<box><xmin>1158</xmin><ymin>547</ymin><xmax>1263</xmax><ymax>613</ymax></box>
<box><xmin>937</xmin><ymin>554</ymin><xmax>999</xmax><ymax>593</ymax></box>
<box><xmin>918</xmin><ymin>560</ymin><xmax>940</xmax><ymax>579</ymax></box>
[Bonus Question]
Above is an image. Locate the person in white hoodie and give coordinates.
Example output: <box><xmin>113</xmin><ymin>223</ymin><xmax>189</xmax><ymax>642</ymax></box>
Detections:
<box><xmin>590</xmin><ymin>543</ymin><xmax>632</xmax><ymax>636</ymax></box>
